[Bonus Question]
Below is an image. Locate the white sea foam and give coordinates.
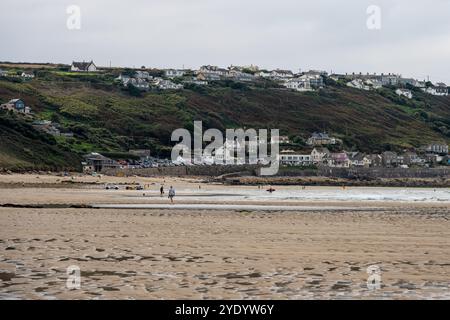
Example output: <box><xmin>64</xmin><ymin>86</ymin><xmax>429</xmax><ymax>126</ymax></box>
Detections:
<box><xmin>157</xmin><ymin>187</ymin><xmax>450</xmax><ymax>203</ymax></box>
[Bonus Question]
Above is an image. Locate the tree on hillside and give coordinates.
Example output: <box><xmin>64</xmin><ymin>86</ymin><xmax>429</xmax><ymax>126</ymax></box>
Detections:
<box><xmin>127</xmin><ymin>83</ymin><xmax>142</xmax><ymax>97</ymax></box>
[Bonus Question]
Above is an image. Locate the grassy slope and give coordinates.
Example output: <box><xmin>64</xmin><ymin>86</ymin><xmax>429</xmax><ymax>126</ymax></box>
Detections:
<box><xmin>0</xmin><ymin>73</ymin><xmax>449</xmax><ymax>169</ymax></box>
<box><xmin>0</xmin><ymin>114</ymin><xmax>81</xmax><ymax>170</ymax></box>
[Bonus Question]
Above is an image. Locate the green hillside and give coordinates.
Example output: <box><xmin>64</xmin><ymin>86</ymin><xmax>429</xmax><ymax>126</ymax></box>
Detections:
<box><xmin>0</xmin><ymin>113</ymin><xmax>81</xmax><ymax>171</ymax></box>
<box><xmin>0</xmin><ymin>66</ymin><xmax>449</xmax><ymax>170</ymax></box>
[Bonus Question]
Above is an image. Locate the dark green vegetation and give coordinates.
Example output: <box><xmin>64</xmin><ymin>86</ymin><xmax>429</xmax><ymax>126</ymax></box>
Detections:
<box><xmin>0</xmin><ymin>64</ymin><xmax>449</xmax><ymax>170</ymax></box>
<box><xmin>0</xmin><ymin>112</ymin><xmax>81</xmax><ymax>170</ymax></box>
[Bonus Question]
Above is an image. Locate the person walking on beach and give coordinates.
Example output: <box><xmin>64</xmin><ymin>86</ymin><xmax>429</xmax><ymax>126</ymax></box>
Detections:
<box><xmin>168</xmin><ymin>186</ymin><xmax>175</xmax><ymax>204</ymax></box>
<box><xmin>160</xmin><ymin>185</ymin><xmax>164</xmax><ymax>197</ymax></box>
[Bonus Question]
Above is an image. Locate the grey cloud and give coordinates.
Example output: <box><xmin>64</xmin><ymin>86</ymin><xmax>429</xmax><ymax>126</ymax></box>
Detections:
<box><xmin>0</xmin><ymin>0</ymin><xmax>449</xmax><ymax>82</ymax></box>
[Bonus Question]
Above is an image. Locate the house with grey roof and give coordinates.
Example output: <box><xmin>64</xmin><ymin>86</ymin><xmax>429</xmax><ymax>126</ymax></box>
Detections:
<box><xmin>71</xmin><ymin>60</ymin><xmax>97</xmax><ymax>72</ymax></box>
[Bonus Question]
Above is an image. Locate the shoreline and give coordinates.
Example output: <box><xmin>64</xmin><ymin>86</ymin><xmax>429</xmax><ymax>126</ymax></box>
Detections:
<box><xmin>224</xmin><ymin>176</ymin><xmax>450</xmax><ymax>188</ymax></box>
<box><xmin>0</xmin><ymin>172</ymin><xmax>449</xmax><ymax>188</ymax></box>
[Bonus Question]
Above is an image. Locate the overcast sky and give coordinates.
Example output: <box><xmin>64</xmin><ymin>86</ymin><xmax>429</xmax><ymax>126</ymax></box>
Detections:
<box><xmin>1</xmin><ymin>0</ymin><xmax>449</xmax><ymax>83</ymax></box>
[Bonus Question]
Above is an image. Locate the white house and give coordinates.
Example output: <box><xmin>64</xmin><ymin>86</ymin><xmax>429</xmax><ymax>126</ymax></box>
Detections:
<box><xmin>398</xmin><ymin>78</ymin><xmax>425</xmax><ymax>88</ymax></box>
<box><xmin>116</xmin><ymin>74</ymin><xmax>131</xmax><ymax>83</ymax></box>
<box><xmin>255</xmin><ymin>71</ymin><xmax>271</xmax><ymax>78</ymax></box>
<box><xmin>183</xmin><ymin>78</ymin><xmax>208</xmax><ymax>86</ymax></box>
<box><xmin>21</xmin><ymin>71</ymin><xmax>35</xmax><ymax>79</ymax></box>
<box><xmin>278</xmin><ymin>152</ymin><xmax>312</xmax><ymax>166</ymax></box>
<box><xmin>270</xmin><ymin>69</ymin><xmax>294</xmax><ymax>80</ymax></box>
<box><xmin>226</xmin><ymin>70</ymin><xmax>255</xmax><ymax>82</ymax></box>
<box><xmin>395</xmin><ymin>88</ymin><xmax>413</xmax><ymax>99</ymax></box>
<box><xmin>422</xmin><ymin>143</ymin><xmax>449</xmax><ymax>155</ymax></box>
<box><xmin>155</xmin><ymin>79</ymin><xmax>183</xmax><ymax>90</ymax></box>
<box><xmin>422</xmin><ymin>83</ymin><xmax>448</xmax><ymax>96</ymax></box>
<box><xmin>124</xmin><ymin>78</ymin><xmax>149</xmax><ymax>90</ymax></box>
<box><xmin>365</xmin><ymin>79</ymin><xmax>383</xmax><ymax>89</ymax></box>
<box><xmin>284</xmin><ymin>78</ymin><xmax>314</xmax><ymax>92</ymax></box>
<box><xmin>347</xmin><ymin>79</ymin><xmax>370</xmax><ymax>91</ymax></box>
<box><xmin>300</xmin><ymin>74</ymin><xmax>324</xmax><ymax>88</ymax></box>
<box><xmin>164</xmin><ymin>69</ymin><xmax>186</xmax><ymax>79</ymax></box>
<box><xmin>310</xmin><ymin>147</ymin><xmax>330</xmax><ymax>164</ymax></box>
<box><xmin>198</xmin><ymin>65</ymin><xmax>228</xmax><ymax>77</ymax></box>
<box><xmin>71</xmin><ymin>61</ymin><xmax>97</xmax><ymax>72</ymax></box>
<box><xmin>135</xmin><ymin>71</ymin><xmax>151</xmax><ymax>79</ymax></box>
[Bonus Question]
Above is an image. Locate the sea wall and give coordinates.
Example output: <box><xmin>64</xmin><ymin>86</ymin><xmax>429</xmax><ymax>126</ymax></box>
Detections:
<box><xmin>102</xmin><ymin>165</ymin><xmax>261</xmax><ymax>177</ymax></box>
<box><xmin>275</xmin><ymin>167</ymin><xmax>450</xmax><ymax>179</ymax></box>
<box><xmin>103</xmin><ymin>165</ymin><xmax>450</xmax><ymax>179</ymax></box>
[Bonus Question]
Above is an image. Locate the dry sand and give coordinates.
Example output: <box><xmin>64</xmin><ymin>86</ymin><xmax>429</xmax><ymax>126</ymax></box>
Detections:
<box><xmin>0</xmin><ymin>174</ymin><xmax>449</xmax><ymax>299</ymax></box>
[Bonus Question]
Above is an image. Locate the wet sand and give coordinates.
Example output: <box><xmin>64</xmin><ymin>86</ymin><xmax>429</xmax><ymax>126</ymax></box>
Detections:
<box><xmin>0</xmin><ymin>174</ymin><xmax>449</xmax><ymax>299</ymax></box>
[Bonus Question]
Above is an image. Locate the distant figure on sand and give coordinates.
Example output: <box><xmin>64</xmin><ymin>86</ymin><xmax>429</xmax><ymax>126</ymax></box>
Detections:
<box><xmin>160</xmin><ymin>185</ymin><xmax>164</xmax><ymax>197</ymax></box>
<box><xmin>168</xmin><ymin>186</ymin><xmax>175</xmax><ymax>203</ymax></box>
<box><xmin>266</xmin><ymin>186</ymin><xmax>276</xmax><ymax>193</ymax></box>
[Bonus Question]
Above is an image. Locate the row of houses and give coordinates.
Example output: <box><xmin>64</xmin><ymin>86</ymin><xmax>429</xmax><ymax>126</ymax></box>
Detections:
<box><xmin>337</xmin><ymin>73</ymin><xmax>425</xmax><ymax>87</ymax></box>
<box><xmin>393</xmin><ymin>84</ymin><xmax>449</xmax><ymax>99</ymax></box>
<box><xmin>278</xmin><ymin>146</ymin><xmax>449</xmax><ymax>168</ymax></box>
<box><xmin>116</xmin><ymin>72</ymin><xmax>185</xmax><ymax>91</ymax></box>
<box><xmin>0</xmin><ymin>69</ymin><xmax>35</xmax><ymax>79</ymax></box>
<box><xmin>4</xmin><ymin>59</ymin><xmax>443</xmax><ymax>98</ymax></box>
<box><xmin>82</xmin><ymin>139</ymin><xmax>449</xmax><ymax>173</ymax></box>
<box><xmin>340</xmin><ymin>72</ymin><xmax>448</xmax><ymax>96</ymax></box>
<box><xmin>65</xmin><ymin>61</ymin><xmax>450</xmax><ymax>96</ymax></box>
<box><xmin>0</xmin><ymin>99</ymin><xmax>32</xmax><ymax>114</ymax></box>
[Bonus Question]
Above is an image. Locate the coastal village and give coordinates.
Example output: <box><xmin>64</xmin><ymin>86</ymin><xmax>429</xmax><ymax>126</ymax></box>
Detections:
<box><xmin>79</xmin><ymin>135</ymin><xmax>449</xmax><ymax>174</ymax></box>
<box><xmin>69</xmin><ymin>60</ymin><xmax>449</xmax><ymax>98</ymax></box>
<box><xmin>2</xmin><ymin>60</ymin><xmax>447</xmax><ymax>96</ymax></box>
<box><xmin>0</xmin><ymin>61</ymin><xmax>449</xmax><ymax>174</ymax></box>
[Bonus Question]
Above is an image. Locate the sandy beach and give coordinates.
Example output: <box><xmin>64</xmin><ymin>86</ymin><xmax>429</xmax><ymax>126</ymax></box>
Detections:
<box><xmin>0</xmin><ymin>174</ymin><xmax>449</xmax><ymax>299</ymax></box>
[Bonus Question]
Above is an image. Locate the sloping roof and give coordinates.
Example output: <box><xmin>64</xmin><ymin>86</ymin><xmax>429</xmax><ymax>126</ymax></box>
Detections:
<box><xmin>312</xmin><ymin>147</ymin><xmax>330</xmax><ymax>154</ymax></box>
<box><xmin>348</xmin><ymin>152</ymin><xmax>365</xmax><ymax>161</ymax></box>
<box><xmin>311</xmin><ymin>132</ymin><xmax>330</xmax><ymax>139</ymax></box>
<box><xmin>8</xmin><ymin>99</ymin><xmax>23</xmax><ymax>104</ymax></box>
<box><xmin>272</xmin><ymin>69</ymin><xmax>293</xmax><ymax>75</ymax></box>
<box><xmin>83</xmin><ymin>152</ymin><xmax>111</xmax><ymax>161</ymax></box>
<box><xmin>72</xmin><ymin>61</ymin><xmax>95</xmax><ymax>70</ymax></box>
